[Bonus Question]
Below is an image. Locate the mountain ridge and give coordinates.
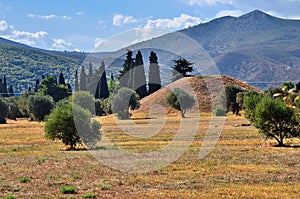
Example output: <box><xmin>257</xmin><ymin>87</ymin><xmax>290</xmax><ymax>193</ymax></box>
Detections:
<box><xmin>1</xmin><ymin>10</ymin><xmax>300</xmax><ymax>91</ymax></box>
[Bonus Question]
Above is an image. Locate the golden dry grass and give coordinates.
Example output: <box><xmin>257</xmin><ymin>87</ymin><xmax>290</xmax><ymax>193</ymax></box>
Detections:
<box><xmin>0</xmin><ymin>112</ymin><xmax>300</xmax><ymax>198</ymax></box>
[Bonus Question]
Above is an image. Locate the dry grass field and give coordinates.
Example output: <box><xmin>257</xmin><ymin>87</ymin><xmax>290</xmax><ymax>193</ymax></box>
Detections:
<box><xmin>1</xmin><ymin>111</ymin><xmax>300</xmax><ymax>199</ymax></box>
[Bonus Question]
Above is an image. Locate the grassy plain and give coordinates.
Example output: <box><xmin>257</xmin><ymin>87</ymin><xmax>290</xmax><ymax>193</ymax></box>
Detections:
<box><xmin>0</xmin><ymin>112</ymin><xmax>300</xmax><ymax>198</ymax></box>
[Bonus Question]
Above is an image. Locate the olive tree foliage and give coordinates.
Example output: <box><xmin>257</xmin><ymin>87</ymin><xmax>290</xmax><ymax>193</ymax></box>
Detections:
<box><xmin>27</xmin><ymin>95</ymin><xmax>54</xmax><ymax>121</ymax></box>
<box><xmin>45</xmin><ymin>101</ymin><xmax>101</xmax><ymax>150</ymax></box>
<box><xmin>0</xmin><ymin>98</ymin><xmax>9</xmax><ymax>124</ymax></box>
<box><xmin>5</xmin><ymin>97</ymin><xmax>22</xmax><ymax>120</ymax></box>
<box><xmin>244</xmin><ymin>95</ymin><xmax>300</xmax><ymax>146</ymax></box>
<box><xmin>111</xmin><ymin>87</ymin><xmax>140</xmax><ymax>119</ymax></box>
<box><xmin>243</xmin><ymin>92</ymin><xmax>263</xmax><ymax>123</ymax></box>
<box><xmin>72</xmin><ymin>91</ymin><xmax>95</xmax><ymax>115</ymax></box>
<box><xmin>166</xmin><ymin>88</ymin><xmax>195</xmax><ymax>118</ymax></box>
<box><xmin>218</xmin><ymin>86</ymin><xmax>244</xmax><ymax>115</ymax></box>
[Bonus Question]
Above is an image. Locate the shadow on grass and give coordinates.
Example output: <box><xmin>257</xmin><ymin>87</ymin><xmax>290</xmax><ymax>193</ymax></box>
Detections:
<box><xmin>272</xmin><ymin>144</ymin><xmax>300</xmax><ymax>148</ymax></box>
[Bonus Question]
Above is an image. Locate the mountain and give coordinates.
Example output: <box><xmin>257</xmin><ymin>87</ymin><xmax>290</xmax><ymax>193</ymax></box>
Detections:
<box><xmin>122</xmin><ymin>10</ymin><xmax>300</xmax><ymax>89</ymax></box>
<box><xmin>1</xmin><ymin>10</ymin><xmax>300</xmax><ymax>92</ymax></box>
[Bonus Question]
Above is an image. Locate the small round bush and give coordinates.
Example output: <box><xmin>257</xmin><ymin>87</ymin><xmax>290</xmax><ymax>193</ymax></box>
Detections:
<box><xmin>0</xmin><ymin>98</ymin><xmax>9</xmax><ymax>124</ymax></box>
<box><xmin>213</xmin><ymin>106</ymin><xmax>226</xmax><ymax>116</ymax></box>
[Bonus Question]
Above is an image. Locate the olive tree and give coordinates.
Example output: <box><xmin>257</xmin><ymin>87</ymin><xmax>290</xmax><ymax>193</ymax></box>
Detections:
<box><xmin>0</xmin><ymin>98</ymin><xmax>9</xmax><ymax>124</ymax></box>
<box><xmin>45</xmin><ymin>102</ymin><xmax>101</xmax><ymax>150</ymax></box>
<box><xmin>72</xmin><ymin>91</ymin><xmax>95</xmax><ymax>114</ymax></box>
<box><xmin>166</xmin><ymin>88</ymin><xmax>195</xmax><ymax>118</ymax></box>
<box><xmin>27</xmin><ymin>95</ymin><xmax>54</xmax><ymax>121</ymax></box>
<box><xmin>111</xmin><ymin>87</ymin><xmax>140</xmax><ymax>119</ymax></box>
<box><xmin>245</xmin><ymin>95</ymin><xmax>300</xmax><ymax>146</ymax></box>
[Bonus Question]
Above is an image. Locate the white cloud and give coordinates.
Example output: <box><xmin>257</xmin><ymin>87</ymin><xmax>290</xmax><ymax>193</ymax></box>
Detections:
<box><xmin>188</xmin><ymin>0</ymin><xmax>233</xmax><ymax>6</ymax></box>
<box><xmin>27</xmin><ymin>14</ymin><xmax>72</xmax><ymax>20</ymax></box>
<box><xmin>76</xmin><ymin>11</ymin><xmax>84</xmax><ymax>16</ymax></box>
<box><xmin>0</xmin><ymin>20</ymin><xmax>48</xmax><ymax>46</ymax></box>
<box><xmin>94</xmin><ymin>37</ymin><xmax>104</xmax><ymax>49</ymax></box>
<box><xmin>0</xmin><ymin>20</ymin><xmax>8</xmax><ymax>31</ymax></box>
<box><xmin>113</xmin><ymin>14</ymin><xmax>138</xmax><ymax>27</ymax></box>
<box><xmin>145</xmin><ymin>14</ymin><xmax>201</xmax><ymax>29</ymax></box>
<box><xmin>216</xmin><ymin>10</ymin><xmax>244</xmax><ymax>18</ymax></box>
<box><xmin>12</xmin><ymin>30</ymin><xmax>47</xmax><ymax>39</ymax></box>
<box><xmin>51</xmin><ymin>38</ymin><xmax>75</xmax><ymax>51</ymax></box>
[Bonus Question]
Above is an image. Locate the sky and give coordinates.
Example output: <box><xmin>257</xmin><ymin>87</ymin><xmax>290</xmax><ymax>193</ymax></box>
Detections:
<box><xmin>0</xmin><ymin>0</ymin><xmax>300</xmax><ymax>52</ymax></box>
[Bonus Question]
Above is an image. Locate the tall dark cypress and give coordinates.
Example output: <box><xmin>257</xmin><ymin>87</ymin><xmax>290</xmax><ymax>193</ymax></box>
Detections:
<box><xmin>119</xmin><ymin>50</ymin><xmax>134</xmax><ymax>88</ymax></box>
<box><xmin>98</xmin><ymin>60</ymin><xmax>109</xmax><ymax>99</ymax></box>
<box><xmin>134</xmin><ymin>51</ymin><xmax>147</xmax><ymax>98</ymax></box>
<box><xmin>79</xmin><ymin>65</ymin><xmax>87</xmax><ymax>91</ymax></box>
<box><xmin>148</xmin><ymin>51</ymin><xmax>161</xmax><ymax>95</ymax></box>
<box><xmin>8</xmin><ymin>85</ymin><xmax>14</xmax><ymax>96</ymax></box>
<box><xmin>67</xmin><ymin>83</ymin><xmax>72</xmax><ymax>95</ymax></box>
<box><xmin>3</xmin><ymin>75</ymin><xmax>8</xmax><ymax>97</ymax></box>
<box><xmin>88</xmin><ymin>62</ymin><xmax>93</xmax><ymax>78</ymax></box>
<box><xmin>75</xmin><ymin>70</ymin><xmax>79</xmax><ymax>92</ymax></box>
<box><xmin>35</xmin><ymin>79</ymin><xmax>40</xmax><ymax>92</ymax></box>
<box><xmin>58</xmin><ymin>72</ymin><xmax>66</xmax><ymax>85</ymax></box>
<box><xmin>0</xmin><ymin>79</ymin><xmax>3</xmax><ymax>96</ymax></box>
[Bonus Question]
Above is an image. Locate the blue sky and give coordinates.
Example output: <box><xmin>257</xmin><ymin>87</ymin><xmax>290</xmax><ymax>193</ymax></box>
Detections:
<box><xmin>0</xmin><ymin>0</ymin><xmax>300</xmax><ymax>52</ymax></box>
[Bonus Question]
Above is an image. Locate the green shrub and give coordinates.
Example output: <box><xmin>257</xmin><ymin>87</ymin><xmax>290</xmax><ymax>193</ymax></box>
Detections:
<box><xmin>19</xmin><ymin>176</ymin><xmax>30</xmax><ymax>183</ymax></box>
<box><xmin>4</xmin><ymin>195</ymin><xmax>16</xmax><ymax>199</ymax></box>
<box><xmin>0</xmin><ymin>98</ymin><xmax>9</xmax><ymax>124</ymax></box>
<box><xmin>27</xmin><ymin>95</ymin><xmax>54</xmax><ymax>121</ymax></box>
<box><xmin>45</xmin><ymin>101</ymin><xmax>101</xmax><ymax>150</ymax></box>
<box><xmin>246</xmin><ymin>95</ymin><xmax>300</xmax><ymax>146</ymax></box>
<box><xmin>218</xmin><ymin>86</ymin><xmax>244</xmax><ymax>113</ymax></box>
<box><xmin>282</xmin><ymin>81</ymin><xmax>294</xmax><ymax>91</ymax></box>
<box><xmin>82</xmin><ymin>193</ymin><xmax>97</xmax><ymax>198</ymax></box>
<box><xmin>166</xmin><ymin>88</ymin><xmax>195</xmax><ymax>118</ymax></box>
<box><xmin>213</xmin><ymin>106</ymin><xmax>226</xmax><ymax>116</ymax></box>
<box><xmin>37</xmin><ymin>157</ymin><xmax>47</xmax><ymax>163</ymax></box>
<box><xmin>72</xmin><ymin>91</ymin><xmax>95</xmax><ymax>114</ymax></box>
<box><xmin>6</xmin><ymin>97</ymin><xmax>22</xmax><ymax>120</ymax></box>
<box><xmin>18</xmin><ymin>94</ymin><xmax>31</xmax><ymax>117</ymax></box>
<box><xmin>101</xmin><ymin>184</ymin><xmax>111</xmax><ymax>190</ymax></box>
<box><xmin>60</xmin><ymin>186</ymin><xmax>76</xmax><ymax>194</ymax></box>
<box><xmin>95</xmin><ymin>99</ymin><xmax>106</xmax><ymax>116</ymax></box>
<box><xmin>111</xmin><ymin>87</ymin><xmax>140</xmax><ymax>119</ymax></box>
<box><xmin>243</xmin><ymin>92</ymin><xmax>263</xmax><ymax>123</ymax></box>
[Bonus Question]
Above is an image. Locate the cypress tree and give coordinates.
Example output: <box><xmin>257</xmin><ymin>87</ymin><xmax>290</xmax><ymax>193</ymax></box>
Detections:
<box><xmin>87</xmin><ymin>62</ymin><xmax>94</xmax><ymax>93</ymax></box>
<box><xmin>58</xmin><ymin>72</ymin><xmax>66</xmax><ymax>85</ymax></box>
<box><xmin>134</xmin><ymin>51</ymin><xmax>147</xmax><ymax>98</ymax></box>
<box><xmin>88</xmin><ymin>62</ymin><xmax>93</xmax><ymax>79</ymax></box>
<box><xmin>96</xmin><ymin>61</ymin><xmax>109</xmax><ymax>99</ymax></box>
<box><xmin>35</xmin><ymin>79</ymin><xmax>40</xmax><ymax>92</ymax></box>
<box><xmin>108</xmin><ymin>73</ymin><xmax>117</xmax><ymax>95</ymax></box>
<box><xmin>80</xmin><ymin>65</ymin><xmax>87</xmax><ymax>91</ymax></box>
<box><xmin>3</xmin><ymin>75</ymin><xmax>8</xmax><ymax>97</ymax></box>
<box><xmin>75</xmin><ymin>70</ymin><xmax>79</xmax><ymax>92</ymax></box>
<box><xmin>67</xmin><ymin>83</ymin><xmax>72</xmax><ymax>95</ymax></box>
<box><xmin>119</xmin><ymin>50</ymin><xmax>134</xmax><ymax>88</ymax></box>
<box><xmin>148</xmin><ymin>51</ymin><xmax>161</xmax><ymax>95</ymax></box>
<box><xmin>0</xmin><ymin>78</ymin><xmax>4</xmax><ymax>97</ymax></box>
<box><xmin>8</xmin><ymin>85</ymin><xmax>14</xmax><ymax>96</ymax></box>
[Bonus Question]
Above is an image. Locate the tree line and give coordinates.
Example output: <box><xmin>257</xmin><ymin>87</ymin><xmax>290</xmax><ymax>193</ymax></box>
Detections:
<box><xmin>215</xmin><ymin>82</ymin><xmax>300</xmax><ymax>147</ymax></box>
<box><xmin>0</xmin><ymin>49</ymin><xmax>196</xmax><ymax>149</ymax></box>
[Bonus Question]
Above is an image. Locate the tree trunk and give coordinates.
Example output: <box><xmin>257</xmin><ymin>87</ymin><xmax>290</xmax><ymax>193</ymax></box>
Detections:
<box><xmin>274</xmin><ymin>135</ymin><xmax>285</xmax><ymax>147</ymax></box>
<box><xmin>181</xmin><ymin>109</ymin><xmax>186</xmax><ymax>118</ymax></box>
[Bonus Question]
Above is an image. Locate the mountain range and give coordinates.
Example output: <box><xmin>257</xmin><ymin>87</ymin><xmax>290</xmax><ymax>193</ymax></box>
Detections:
<box><xmin>1</xmin><ymin>10</ymin><xmax>300</xmax><ymax>92</ymax></box>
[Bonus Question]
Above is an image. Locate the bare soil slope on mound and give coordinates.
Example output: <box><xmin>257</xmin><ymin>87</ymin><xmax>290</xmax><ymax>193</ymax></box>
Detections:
<box><xmin>132</xmin><ymin>75</ymin><xmax>262</xmax><ymax>115</ymax></box>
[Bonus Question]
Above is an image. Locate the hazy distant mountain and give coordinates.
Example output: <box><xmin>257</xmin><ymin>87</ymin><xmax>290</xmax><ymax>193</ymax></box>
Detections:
<box><xmin>124</xmin><ymin>10</ymin><xmax>300</xmax><ymax>89</ymax></box>
<box><xmin>1</xmin><ymin>10</ymin><xmax>300</xmax><ymax>92</ymax></box>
